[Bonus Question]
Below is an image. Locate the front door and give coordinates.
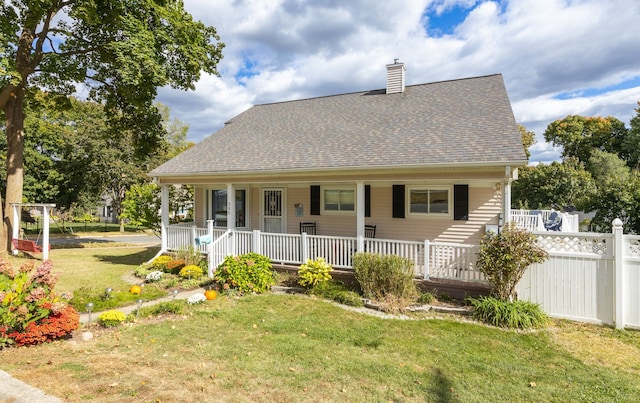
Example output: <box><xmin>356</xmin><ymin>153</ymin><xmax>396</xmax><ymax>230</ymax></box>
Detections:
<box><xmin>262</xmin><ymin>188</ymin><xmax>284</xmax><ymax>233</ymax></box>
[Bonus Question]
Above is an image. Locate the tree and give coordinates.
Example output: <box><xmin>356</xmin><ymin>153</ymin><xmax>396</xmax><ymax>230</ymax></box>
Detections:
<box><xmin>543</xmin><ymin>115</ymin><xmax>628</xmax><ymax>164</ymax></box>
<box><xmin>583</xmin><ymin>150</ymin><xmax>636</xmax><ymax>233</ymax></box>
<box><xmin>120</xmin><ymin>182</ymin><xmax>161</xmax><ymax>234</ymax></box>
<box><xmin>1</xmin><ymin>0</ymin><xmax>223</xmax><ymax>249</ymax></box>
<box><xmin>477</xmin><ymin>223</ymin><xmax>548</xmax><ymax>302</ymax></box>
<box><xmin>511</xmin><ymin>157</ymin><xmax>596</xmax><ymax>211</ymax></box>
<box><xmin>518</xmin><ymin>124</ymin><xmax>535</xmax><ymax>159</ymax></box>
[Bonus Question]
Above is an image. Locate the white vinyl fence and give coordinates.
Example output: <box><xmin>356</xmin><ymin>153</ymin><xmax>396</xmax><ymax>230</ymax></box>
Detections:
<box><xmin>517</xmin><ymin>219</ymin><xmax>640</xmax><ymax>329</ymax></box>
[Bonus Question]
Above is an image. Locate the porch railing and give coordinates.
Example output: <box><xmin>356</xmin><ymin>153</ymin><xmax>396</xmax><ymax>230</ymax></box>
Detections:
<box><xmin>510</xmin><ymin>209</ymin><xmax>580</xmax><ymax>232</ymax></box>
<box><xmin>166</xmin><ymin>224</ymin><xmax>486</xmax><ymax>283</ymax></box>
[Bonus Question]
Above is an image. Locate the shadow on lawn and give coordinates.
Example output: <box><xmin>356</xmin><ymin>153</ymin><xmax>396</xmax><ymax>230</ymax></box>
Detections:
<box><xmin>94</xmin><ymin>246</ymin><xmax>160</xmax><ymax>266</ymax></box>
<box><xmin>429</xmin><ymin>368</ymin><xmax>456</xmax><ymax>403</ymax></box>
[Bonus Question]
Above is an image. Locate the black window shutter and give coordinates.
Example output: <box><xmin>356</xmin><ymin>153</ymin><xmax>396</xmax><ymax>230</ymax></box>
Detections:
<box><xmin>310</xmin><ymin>185</ymin><xmax>320</xmax><ymax>215</ymax></box>
<box><xmin>365</xmin><ymin>185</ymin><xmax>371</xmax><ymax>217</ymax></box>
<box><xmin>392</xmin><ymin>185</ymin><xmax>405</xmax><ymax>218</ymax></box>
<box><xmin>454</xmin><ymin>184</ymin><xmax>469</xmax><ymax>220</ymax></box>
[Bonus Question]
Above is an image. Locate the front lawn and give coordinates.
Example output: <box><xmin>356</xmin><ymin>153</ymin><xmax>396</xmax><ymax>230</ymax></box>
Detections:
<box><xmin>1</xmin><ymin>248</ymin><xmax>640</xmax><ymax>401</ymax></box>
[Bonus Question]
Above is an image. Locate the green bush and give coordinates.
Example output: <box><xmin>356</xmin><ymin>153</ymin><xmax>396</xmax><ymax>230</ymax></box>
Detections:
<box><xmin>133</xmin><ymin>263</ymin><xmax>154</xmax><ymax>279</ymax></box>
<box><xmin>137</xmin><ymin>301</ymin><xmax>186</xmax><ymax>317</ymax></box>
<box><xmin>98</xmin><ymin>310</ymin><xmax>126</xmax><ymax>327</ymax></box>
<box><xmin>469</xmin><ymin>296</ymin><xmax>548</xmax><ymax>329</ymax></box>
<box><xmin>308</xmin><ymin>281</ymin><xmax>363</xmax><ymax>307</ymax></box>
<box><xmin>179</xmin><ymin>265</ymin><xmax>204</xmax><ymax>279</ymax></box>
<box><xmin>298</xmin><ymin>257</ymin><xmax>333</xmax><ymax>288</ymax></box>
<box><xmin>477</xmin><ymin>222</ymin><xmax>548</xmax><ymax>301</ymax></box>
<box><xmin>353</xmin><ymin>252</ymin><xmax>418</xmax><ymax>312</ymax></box>
<box><xmin>214</xmin><ymin>253</ymin><xmax>275</xmax><ymax>294</ymax></box>
<box><xmin>174</xmin><ymin>245</ymin><xmax>203</xmax><ymax>267</ymax></box>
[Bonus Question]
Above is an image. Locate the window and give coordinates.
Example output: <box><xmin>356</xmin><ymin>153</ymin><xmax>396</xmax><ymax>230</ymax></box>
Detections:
<box><xmin>323</xmin><ymin>188</ymin><xmax>355</xmax><ymax>212</ymax></box>
<box><xmin>209</xmin><ymin>189</ymin><xmax>246</xmax><ymax>227</ymax></box>
<box><xmin>409</xmin><ymin>187</ymin><xmax>450</xmax><ymax>215</ymax></box>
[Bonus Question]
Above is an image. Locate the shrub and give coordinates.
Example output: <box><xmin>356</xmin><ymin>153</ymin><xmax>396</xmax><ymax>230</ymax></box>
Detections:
<box><xmin>152</xmin><ymin>255</ymin><xmax>174</xmax><ymax>272</ymax></box>
<box><xmin>179</xmin><ymin>265</ymin><xmax>204</xmax><ymax>279</ymax></box>
<box><xmin>214</xmin><ymin>253</ymin><xmax>275</xmax><ymax>293</ymax></box>
<box><xmin>298</xmin><ymin>257</ymin><xmax>333</xmax><ymax>288</ymax></box>
<box><xmin>174</xmin><ymin>245</ymin><xmax>203</xmax><ymax>267</ymax></box>
<box><xmin>165</xmin><ymin>259</ymin><xmax>186</xmax><ymax>275</ymax></box>
<box><xmin>308</xmin><ymin>281</ymin><xmax>363</xmax><ymax>307</ymax></box>
<box><xmin>98</xmin><ymin>310</ymin><xmax>126</xmax><ymax>327</ymax></box>
<box><xmin>469</xmin><ymin>296</ymin><xmax>548</xmax><ymax>329</ymax></box>
<box><xmin>0</xmin><ymin>259</ymin><xmax>78</xmax><ymax>348</ymax></box>
<box><xmin>3</xmin><ymin>305</ymin><xmax>79</xmax><ymax>347</ymax></box>
<box><xmin>477</xmin><ymin>223</ymin><xmax>549</xmax><ymax>301</ymax></box>
<box><xmin>353</xmin><ymin>252</ymin><xmax>418</xmax><ymax>312</ymax></box>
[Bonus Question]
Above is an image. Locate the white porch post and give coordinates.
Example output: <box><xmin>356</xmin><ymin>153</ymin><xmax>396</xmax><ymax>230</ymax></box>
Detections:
<box><xmin>503</xmin><ymin>166</ymin><xmax>514</xmax><ymax>226</ymax></box>
<box><xmin>160</xmin><ymin>184</ymin><xmax>169</xmax><ymax>252</ymax></box>
<box><xmin>42</xmin><ymin>205</ymin><xmax>50</xmax><ymax>260</ymax></box>
<box><xmin>227</xmin><ymin>184</ymin><xmax>236</xmax><ymax>230</ymax></box>
<box><xmin>356</xmin><ymin>181</ymin><xmax>365</xmax><ymax>252</ymax></box>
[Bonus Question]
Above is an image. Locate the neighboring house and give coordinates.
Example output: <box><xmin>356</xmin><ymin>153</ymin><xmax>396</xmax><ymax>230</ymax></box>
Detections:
<box><xmin>149</xmin><ymin>61</ymin><xmax>527</xmax><ymax>280</ymax></box>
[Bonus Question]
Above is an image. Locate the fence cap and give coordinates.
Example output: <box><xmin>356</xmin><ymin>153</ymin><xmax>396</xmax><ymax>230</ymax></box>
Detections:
<box><xmin>612</xmin><ymin>218</ymin><xmax>623</xmax><ymax>228</ymax></box>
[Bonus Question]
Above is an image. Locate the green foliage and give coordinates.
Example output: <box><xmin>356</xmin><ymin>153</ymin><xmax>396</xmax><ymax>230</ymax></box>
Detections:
<box><xmin>152</xmin><ymin>256</ymin><xmax>174</xmax><ymax>272</ymax></box>
<box><xmin>214</xmin><ymin>253</ymin><xmax>276</xmax><ymax>294</ymax></box>
<box><xmin>133</xmin><ymin>263</ymin><xmax>154</xmax><ymax>279</ymax></box>
<box><xmin>469</xmin><ymin>296</ymin><xmax>548</xmax><ymax>329</ymax></box>
<box><xmin>297</xmin><ymin>257</ymin><xmax>333</xmax><ymax>288</ymax></box>
<box><xmin>120</xmin><ymin>182</ymin><xmax>161</xmax><ymax>232</ymax></box>
<box><xmin>353</xmin><ymin>252</ymin><xmax>418</xmax><ymax>312</ymax></box>
<box><xmin>477</xmin><ymin>223</ymin><xmax>548</xmax><ymax>301</ymax></box>
<box><xmin>137</xmin><ymin>300</ymin><xmax>186</xmax><ymax>317</ymax></box>
<box><xmin>511</xmin><ymin>158</ymin><xmax>596</xmax><ymax>210</ymax></box>
<box><xmin>544</xmin><ymin>115</ymin><xmax>628</xmax><ymax>165</ymax></box>
<box><xmin>173</xmin><ymin>245</ymin><xmax>203</xmax><ymax>267</ymax></box>
<box><xmin>179</xmin><ymin>265</ymin><xmax>204</xmax><ymax>279</ymax></box>
<box><xmin>69</xmin><ymin>285</ymin><xmax>167</xmax><ymax>312</ymax></box>
<box><xmin>417</xmin><ymin>292</ymin><xmax>436</xmax><ymax>304</ymax></box>
<box><xmin>308</xmin><ymin>281</ymin><xmax>364</xmax><ymax>307</ymax></box>
<box><xmin>98</xmin><ymin>310</ymin><xmax>126</xmax><ymax>327</ymax></box>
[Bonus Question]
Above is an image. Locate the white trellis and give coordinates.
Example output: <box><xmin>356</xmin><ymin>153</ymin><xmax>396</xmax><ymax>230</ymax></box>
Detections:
<box><xmin>10</xmin><ymin>203</ymin><xmax>56</xmax><ymax>260</ymax></box>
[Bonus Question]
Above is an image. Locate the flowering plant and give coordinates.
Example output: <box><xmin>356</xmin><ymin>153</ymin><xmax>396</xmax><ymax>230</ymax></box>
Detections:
<box><xmin>187</xmin><ymin>293</ymin><xmax>206</xmax><ymax>305</ymax></box>
<box><xmin>0</xmin><ymin>258</ymin><xmax>78</xmax><ymax>348</ymax></box>
<box><xmin>97</xmin><ymin>310</ymin><xmax>126</xmax><ymax>327</ymax></box>
<box><xmin>145</xmin><ymin>270</ymin><xmax>163</xmax><ymax>282</ymax></box>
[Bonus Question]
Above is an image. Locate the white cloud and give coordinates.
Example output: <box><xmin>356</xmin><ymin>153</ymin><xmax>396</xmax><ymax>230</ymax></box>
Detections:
<box><xmin>157</xmin><ymin>0</ymin><xmax>640</xmax><ymax>166</ymax></box>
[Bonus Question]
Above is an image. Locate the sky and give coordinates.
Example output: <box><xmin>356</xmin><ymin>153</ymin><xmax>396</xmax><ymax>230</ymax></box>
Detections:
<box><xmin>156</xmin><ymin>0</ymin><xmax>640</xmax><ymax>165</ymax></box>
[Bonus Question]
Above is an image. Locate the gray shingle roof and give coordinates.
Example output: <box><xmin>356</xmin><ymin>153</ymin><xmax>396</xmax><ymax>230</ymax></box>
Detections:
<box><xmin>150</xmin><ymin>74</ymin><xmax>527</xmax><ymax>177</ymax></box>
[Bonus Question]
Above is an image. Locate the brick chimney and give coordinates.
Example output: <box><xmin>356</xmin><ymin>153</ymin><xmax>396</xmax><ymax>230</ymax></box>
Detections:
<box><xmin>386</xmin><ymin>59</ymin><xmax>406</xmax><ymax>94</ymax></box>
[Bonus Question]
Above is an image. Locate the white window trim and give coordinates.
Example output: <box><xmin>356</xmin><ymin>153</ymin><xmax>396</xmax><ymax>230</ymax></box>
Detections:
<box><xmin>207</xmin><ymin>187</ymin><xmax>249</xmax><ymax>228</ymax></box>
<box><xmin>321</xmin><ymin>186</ymin><xmax>356</xmax><ymax>215</ymax></box>
<box><xmin>407</xmin><ymin>185</ymin><xmax>453</xmax><ymax>219</ymax></box>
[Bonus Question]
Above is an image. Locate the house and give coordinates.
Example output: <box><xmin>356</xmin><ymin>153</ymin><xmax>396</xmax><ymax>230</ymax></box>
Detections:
<box><xmin>149</xmin><ymin>61</ymin><xmax>527</xmax><ymax>281</ymax></box>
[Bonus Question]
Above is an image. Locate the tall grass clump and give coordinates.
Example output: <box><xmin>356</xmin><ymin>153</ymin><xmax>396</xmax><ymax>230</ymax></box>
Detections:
<box><xmin>470</xmin><ymin>296</ymin><xmax>548</xmax><ymax>329</ymax></box>
<box><xmin>353</xmin><ymin>252</ymin><xmax>418</xmax><ymax>313</ymax></box>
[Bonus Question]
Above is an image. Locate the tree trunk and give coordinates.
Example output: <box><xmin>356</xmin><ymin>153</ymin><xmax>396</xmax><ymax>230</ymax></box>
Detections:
<box><xmin>3</xmin><ymin>87</ymin><xmax>26</xmax><ymax>251</ymax></box>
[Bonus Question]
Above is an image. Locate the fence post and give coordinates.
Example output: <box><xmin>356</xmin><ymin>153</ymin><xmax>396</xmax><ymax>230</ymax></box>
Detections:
<box><xmin>301</xmin><ymin>232</ymin><xmax>308</xmax><ymax>263</ymax></box>
<box><xmin>424</xmin><ymin>240</ymin><xmax>430</xmax><ymax>280</ymax></box>
<box><xmin>613</xmin><ymin>218</ymin><xmax>625</xmax><ymax>329</ymax></box>
<box><xmin>191</xmin><ymin>224</ymin><xmax>197</xmax><ymax>249</ymax></box>
<box><xmin>253</xmin><ymin>230</ymin><xmax>261</xmax><ymax>254</ymax></box>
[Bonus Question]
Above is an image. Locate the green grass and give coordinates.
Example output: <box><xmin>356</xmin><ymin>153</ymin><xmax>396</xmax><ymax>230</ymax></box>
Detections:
<box><xmin>2</xmin><ymin>248</ymin><xmax>640</xmax><ymax>402</ymax></box>
<box><xmin>2</xmin><ymin>294</ymin><xmax>640</xmax><ymax>402</ymax></box>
